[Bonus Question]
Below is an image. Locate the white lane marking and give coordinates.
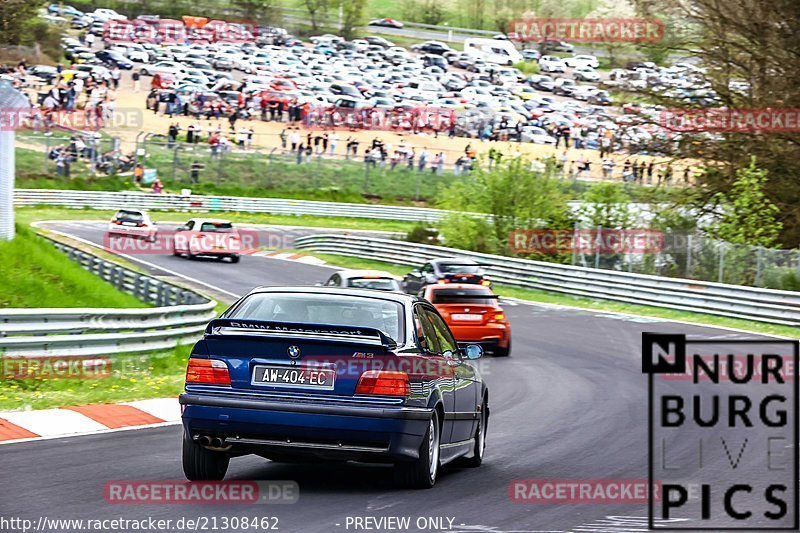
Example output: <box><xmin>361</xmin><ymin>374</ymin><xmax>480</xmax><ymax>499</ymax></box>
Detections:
<box><xmin>123</xmin><ymin>398</ymin><xmax>181</xmax><ymax>422</ymax></box>
<box><xmin>40</xmin><ymin>226</ymin><xmax>241</xmax><ymax>299</ymax></box>
<box><xmin>0</xmin><ymin>409</ymin><xmax>107</xmax><ymax>437</ymax></box>
<box><xmin>502</xmin><ymin>297</ymin><xmax>792</xmax><ymax>339</ymax></box>
<box><xmin>0</xmin><ymin>421</ymin><xmax>181</xmax><ymax>446</ymax></box>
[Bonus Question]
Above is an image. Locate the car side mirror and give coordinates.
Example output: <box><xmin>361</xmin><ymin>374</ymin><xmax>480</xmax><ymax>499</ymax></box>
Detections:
<box><xmin>463</xmin><ymin>344</ymin><xmax>483</xmax><ymax>360</ymax></box>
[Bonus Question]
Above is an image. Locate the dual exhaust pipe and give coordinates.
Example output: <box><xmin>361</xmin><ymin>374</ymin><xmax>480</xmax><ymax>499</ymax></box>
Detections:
<box><xmin>197</xmin><ymin>435</ymin><xmax>227</xmax><ymax>448</ymax></box>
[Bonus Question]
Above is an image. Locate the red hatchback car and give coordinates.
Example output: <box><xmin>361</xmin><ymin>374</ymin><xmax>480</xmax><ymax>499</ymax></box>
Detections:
<box><xmin>421</xmin><ymin>284</ymin><xmax>511</xmax><ymax>356</ymax></box>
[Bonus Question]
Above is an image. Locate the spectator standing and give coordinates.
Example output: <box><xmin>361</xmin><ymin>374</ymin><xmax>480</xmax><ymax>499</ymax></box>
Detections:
<box><xmin>190</xmin><ymin>160</ymin><xmax>203</xmax><ymax>184</ymax></box>
<box><xmin>329</xmin><ymin>132</ymin><xmax>338</xmax><ymax>156</ymax></box>
<box><xmin>111</xmin><ymin>66</ymin><xmax>120</xmax><ymax>90</ymax></box>
<box><xmin>132</xmin><ymin>70</ymin><xmax>141</xmax><ymax>93</ymax></box>
<box><xmin>601</xmin><ymin>158</ymin><xmax>615</xmax><ymax>180</ymax></box>
<box><xmin>289</xmin><ymin>128</ymin><xmax>300</xmax><ymax>151</ymax></box>
<box><xmin>418</xmin><ymin>150</ymin><xmax>428</xmax><ymax>172</ymax></box>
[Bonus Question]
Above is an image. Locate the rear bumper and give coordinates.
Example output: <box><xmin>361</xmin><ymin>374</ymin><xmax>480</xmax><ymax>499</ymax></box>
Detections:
<box><xmin>180</xmin><ymin>393</ymin><xmax>432</xmax><ymax>461</ymax></box>
<box><xmin>448</xmin><ymin>324</ymin><xmax>510</xmax><ymax>349</ymax></box>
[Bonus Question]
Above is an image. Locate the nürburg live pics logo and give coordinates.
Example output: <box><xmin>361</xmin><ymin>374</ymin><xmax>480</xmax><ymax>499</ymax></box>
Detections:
<box><xmin>642</xmin><ymin>332</ymin><xmax>799</xmax><ymax>530</ymax></box>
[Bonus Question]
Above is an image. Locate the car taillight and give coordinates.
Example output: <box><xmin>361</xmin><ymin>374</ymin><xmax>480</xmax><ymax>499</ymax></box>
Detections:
<box><xmin>185</xmin><ymin>358</ymin><xmax>231</xmax><ymax>386</ymax></box>
<box><xmin>136</xmin><ymin>223</ymin><xmax>145</xmax><ymax>227</ymax></box>
<box><xmin>481</xmin><ymin>279</ymin><xmax>492</xmax><ymax>286</ymax></box>
<box><xmin>355</xmin><ymin>370</ymin><xmax>409</xmax><ymax>397</ymax></box>
<box><xmin>437</xmin><ymin>279</ymin><xmax>448</xmax><ymax>284</ymax></box>
<box><xmin>112</xmin><ymin>220</ymin><xmax>121</xmax><ymax>224</ymax></box>
<box><xmin>490</xmin><ymin>312</ymin><xmax>506</xmax><ymax>322</ymax></box>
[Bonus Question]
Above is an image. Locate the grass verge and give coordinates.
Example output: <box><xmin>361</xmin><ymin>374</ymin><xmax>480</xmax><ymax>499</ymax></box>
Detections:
<box><xmin>0</xmin><ymin>225</ymin><xmax>147</xmax><ymax>309</ymax></box>
<box><xmin>0</xmin><ymin>346</ymin><xmax>189</xmax><ymax>411</ymax></box>
<box><xmin>16</xmin><ymin>206</ymin><xmax>416</xmax><ymax>234</ymax></box>
<box><xmin>312</xmin><ymin>252</ymin><xmax>800</xmax><ymax>338</ymax></box>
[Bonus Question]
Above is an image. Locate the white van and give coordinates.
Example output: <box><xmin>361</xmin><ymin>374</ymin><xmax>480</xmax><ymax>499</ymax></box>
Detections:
<box><xmin>463</xmin><ymin>38</ymin><xmax>522</xmax><ymax>66</ymax></box>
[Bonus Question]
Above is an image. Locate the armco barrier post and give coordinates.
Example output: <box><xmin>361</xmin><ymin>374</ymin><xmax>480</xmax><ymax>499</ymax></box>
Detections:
<box><xmin>0</xmin><ymin>80</ymin><xmax>31</xmax><ymax>241</ymax></box>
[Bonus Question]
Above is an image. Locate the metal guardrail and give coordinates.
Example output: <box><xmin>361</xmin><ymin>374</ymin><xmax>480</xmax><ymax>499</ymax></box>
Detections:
<box><xmin>15</xmin><ymin>189</ymin><xmax>452</xmax><ymax>223</ymax></box>
<box><xmin>0</xmin><ymin>238</ymin><xmax>217</xmax><ymax>356</ymax></box>
<box><xmin>295</xmin><ymin>234</ymin><xmax>800</xmax><ymax>327</ymax></box>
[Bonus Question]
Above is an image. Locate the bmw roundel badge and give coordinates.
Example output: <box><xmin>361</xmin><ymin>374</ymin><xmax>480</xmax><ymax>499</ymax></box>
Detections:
<box><xmin>287</xmin><ymin>345</ymin><xmax>301</xmax><ymax>359</ymax></box>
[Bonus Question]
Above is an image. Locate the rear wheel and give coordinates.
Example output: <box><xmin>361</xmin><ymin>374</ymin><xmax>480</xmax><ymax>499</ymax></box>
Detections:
<box><xmin>230</xmin><ymin>255</ymin><xmax>240</xmax><ymax>263</ymax></box>
<box><xmin>394</xmin><ymin>411</ymin><xmax>440</xmax><ymax>489</ymax></box>
<box><xmin>182</xmin><ymin>431</ymin><xmax>229</xmax><ymax>480</ymax></box>
<box><xmin>460</xmin><ymin>400</ymin><xmax>487</xmax><ymax>467</ymax></box>
<box><xmin>494</xmin><ymin>340</ymin><xmax>511</xmax><ymax>357</ymax></box>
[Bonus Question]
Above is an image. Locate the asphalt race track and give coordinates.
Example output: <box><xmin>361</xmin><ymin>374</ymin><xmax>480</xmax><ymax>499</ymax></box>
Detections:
<box><xmin>1</xmin><ymin>220</ymin><xmax>790</xmax><ymax>533</ymax></box>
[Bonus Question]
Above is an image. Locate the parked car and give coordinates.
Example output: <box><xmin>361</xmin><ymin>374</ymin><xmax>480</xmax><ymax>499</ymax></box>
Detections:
<box><xmin>564</xmin><ymin>54</ymin><xmax>599</xmax><ymax>69</ymax></box>
<box><xmin>95</xmin><ymin>50</ymin><xmax>134</xmax><ymax>69</ymax></box>
<box><xmin>573</xmin><ymin>66</ymin><xmax>600</xmax><ymax>82</ymax></box>
<box><xmin>540</xmin><ymin>40</ymin><xmax>574</xmax><ymax>53</ymax></box>
<box><xmin>412</xmin><ymin>41</ymin><xmax>454</xmax><ymax>56</ymax></box>
<box><xmin>529</xmin><ymin>74</ymin><xmax>555</xmax><ymax>91</ymax></box>
<box><xmin>538</xmin><ymin>55</ymin><xmax>566</xmax><ymax>73</ymax></box>
<box><xmin>520</xmin><ymin>49</ymin><xmax>541</xmax><ymax>61</ymax></box>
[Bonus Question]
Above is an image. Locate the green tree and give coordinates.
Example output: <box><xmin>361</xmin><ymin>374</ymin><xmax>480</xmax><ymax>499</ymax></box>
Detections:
<box><xmin>578</xmin><ymin>182</ymin><xmax>636</xmax><ymax>229</ymax></box>
<box><xmin>709</xmin><ymin>158</ymin><xmax>781</xmax><ymax>247</ymax></box>
<box><xmin>0</xmin><ymin>0</ymin><xmax>43</xmax><ymax>45</ymax></box>
<box><xmin>437</xmin><ymin>157</ymin><xmax>572</xmax><ymax>254</ymax></box>
<box><xmin>302</xmin><ymin>0</ymin><xmax>329</xmax><ymax>32</ymax></box>
<box><xmin>340</xmin><ymin>0</ymin><xmax>367</xmax><ymax>40</ymax></box>
<box><xmin>232</xmin><ymin>0</ymin><xmax>279</xmax><ymax>26</ymax></box>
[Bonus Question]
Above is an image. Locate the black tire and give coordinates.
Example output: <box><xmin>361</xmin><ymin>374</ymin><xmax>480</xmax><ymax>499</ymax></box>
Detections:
<box><xmin>182</xmin><ymin>431</ymin><xmax>229</xmax><ymax>481</ymax></box>
<box><xmin>460</xmin><ymin>399</ymin><xmax>487</xmax><ymax>467</ymax></box>
<box><xmin>230</xmin><ymin>255</ymin><xmax>240</xmax><ymax>263</ymax></box>
<box><xmin>494</xmin><ymin>340</ymin><xmax>511</xmax><ymax>357</ymax></box>
<box><xmin>394</xmin><ymin>410</ymin><xmax>440</xmax><ymax>489</ymax></box>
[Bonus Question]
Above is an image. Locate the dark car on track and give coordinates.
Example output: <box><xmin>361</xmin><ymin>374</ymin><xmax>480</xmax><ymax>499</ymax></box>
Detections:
<box><xmin>402</xmin><ymin>258</ymin><xmax>491</xmax><ymax>294</ymax></box>
<box><xmin>180</xmin><ymin>287</ymin><xmax>488</xmax><ymax>488</ymax></box>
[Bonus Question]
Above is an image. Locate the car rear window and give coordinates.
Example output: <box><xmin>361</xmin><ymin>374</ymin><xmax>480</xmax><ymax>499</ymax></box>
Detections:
<box><xmin>199</xmin><ymin>222</ymin><xmax>233</xmax><ymax>232</ymax></box>
<box><xmin>346</xmin><ymin>277</ymin><xmax>398</xmax><ymax>291</ymax></box>
<box><xmin>114</xmin><ymin>210</ymin><xmax>144</xmax><ymax>223</ymax></box>
<box><xmin>430</xmin><ymin>288</ymin><xmax>497</xmax><ymax>305</ymax></box>
<box><xmin>229</xmin><ymin>293</ymin><xmax>404</xmax><ymax>342</ymax></box>
<box><xmin>439</xmin><ymin>263</ymin><xmax>481</xmax><ymax>274</ymax></box>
